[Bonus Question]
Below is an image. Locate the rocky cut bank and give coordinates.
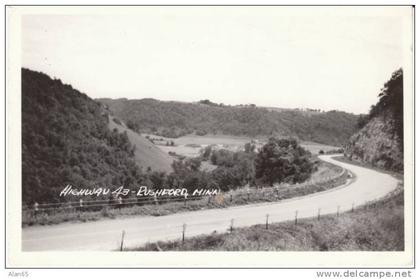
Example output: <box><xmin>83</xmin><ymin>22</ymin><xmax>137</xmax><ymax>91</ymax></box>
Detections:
<box><xmin>345</xmin><ymin>69</ymin><xmax>403</xmax><ymax>172</ymax></box>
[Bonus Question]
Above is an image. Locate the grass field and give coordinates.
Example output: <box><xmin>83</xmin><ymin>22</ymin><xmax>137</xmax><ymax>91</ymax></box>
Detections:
<box><xmin>130</xmin><ymin>188</ymin><xmax>404</xmax><ymax>251</ymax></box>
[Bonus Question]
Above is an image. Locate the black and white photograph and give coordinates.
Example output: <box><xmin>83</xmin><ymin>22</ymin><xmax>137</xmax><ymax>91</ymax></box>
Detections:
<box><xmin>5</xmin><ymin>5</ymin><xmax>414</xmax><ymax>269</ymax></box>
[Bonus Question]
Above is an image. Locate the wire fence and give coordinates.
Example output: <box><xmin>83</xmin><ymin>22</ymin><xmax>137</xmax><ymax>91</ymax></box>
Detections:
<box><xmin>23</xmin><ymin>167</ymin><xmax>350</xmax><ymax>217</ymax></box>
<box><xmin>23</xmin><ymin>195</ymin><xmax>203</xmax><ymax>213</ymax></box>
<box><xmin>117</xmin><ymin>187</ymin><xmax>402</xmax><ymax>251</ymax></box>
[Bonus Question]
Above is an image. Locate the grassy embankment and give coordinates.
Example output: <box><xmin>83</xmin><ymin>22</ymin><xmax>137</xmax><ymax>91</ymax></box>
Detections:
<box><xmin>108</xmin><ymin>116</ymin><xmax>174</xmax><ymax>173</ymax></box>
<box><xmin>129</xmin><ymin>187</ymin><xmax>404</xmax><ymax>251</ymax></box>
<box><xmin>23</xmin><ymin>160</ymin><xmax>346</xmax><ymax>227</ymax></box>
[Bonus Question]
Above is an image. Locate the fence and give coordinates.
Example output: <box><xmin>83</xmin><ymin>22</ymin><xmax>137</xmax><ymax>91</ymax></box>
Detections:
<box><xmin>23</xmin><ymin>195</ymin><xmax>205</xmax><ymax>214</ymax></box>
<box><xmin>117</xmin><ymin>187</ymin><xmax>402</xmax><ymax>251</ymax></box>
<box><xmin>23</xmin><ymin>166</ymin><xmax>350</xmax><ymax>218</ymax></box>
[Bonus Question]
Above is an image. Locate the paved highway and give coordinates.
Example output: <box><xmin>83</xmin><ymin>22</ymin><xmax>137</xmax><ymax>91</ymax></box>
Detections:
<box><xmin>22</xmin><ymin>155</ymin><xmax>399</xmax><ymax>251</ymax></box>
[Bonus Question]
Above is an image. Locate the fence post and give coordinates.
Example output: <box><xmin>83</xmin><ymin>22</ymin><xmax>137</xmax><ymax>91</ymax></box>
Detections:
<box><xmin>182</xmin><ymin>224</ymin><xmax>186</xmax><ymax>243</ymax></box>
<box><xmin>336</xmin><ymin>206</ymin><xmax>340</xmax><ymax>217</ymax></box>
<box><xmin>351</xmin><ymin>203</ymin><xmax>354</xmax><ymax>213</ymax></box>
<box><xmin>79</xmin><ymin>199</ymin><xmax>83</xmax><ymax>211</ymax></box>
<box><xmin>120</xmin><ymin>230</ymin><xmax>125</xmax><ymax>251</ymax></box>
<box><xmin>295</xmin><ymin>210</ymin><xmax>298</xmax><ymax>225</ymax></box>
<box><xmin>34</xmin><ymin>202</ymin><xmax>39</xmax><ymax>217</ymax></box>
<box><xmin>184</xmin><ymin>195</ymin><xmax>187</xmax><ymax>206</ymax></box>
<box><xmin>207</xmin><ymin>196</ymin><xmax>211</xmax><ymax>205</ymax></box>
<box><xmin>230</xmin><ymin>194</ymin><xmax>233</xmax><ymax>203</ymax></box>
<box><xmin>230</xmin><ymin>219</ymin><xmax>234</xmax><ymax>233</ymax></box>
<box><xmin>154</xmin><ymin>196</ymin><xmax>159</xmax><ymax>206</ymax></box>
<box><xmin>317</xmin><ymin>208</ymin><xmax>321</xmax><ymax>221</ymax></box>
<box><xmin>265</xmin><ymin>214</ymin><xmax>269</xmax><ymax>229</ymax></box>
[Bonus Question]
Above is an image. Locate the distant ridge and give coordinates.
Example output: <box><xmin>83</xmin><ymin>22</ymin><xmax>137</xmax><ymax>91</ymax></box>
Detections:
<box><xmin>98</xmin><ymin>98</ymin><xmax>359</xmax><ymax>146</ymax></box>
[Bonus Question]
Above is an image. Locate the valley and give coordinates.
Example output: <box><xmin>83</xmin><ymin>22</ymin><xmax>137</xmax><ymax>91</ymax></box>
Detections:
<box><xmin>142</xmin><ymin>132</ymin><xmax>340</xmax><ymax>159</ymax></box>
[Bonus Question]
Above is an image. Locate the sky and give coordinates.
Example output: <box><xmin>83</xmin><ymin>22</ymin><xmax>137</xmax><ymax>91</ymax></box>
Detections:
<box><xmin>21</xmin><ymin>7</ymin><xmax>411</xmax><ymax>114</ymax></box>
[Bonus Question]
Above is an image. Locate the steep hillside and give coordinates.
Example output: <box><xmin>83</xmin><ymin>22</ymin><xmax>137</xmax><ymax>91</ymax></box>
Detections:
<box><xmin>98</xmin><ymin>98</ymin><xmax>359</xmax><ymax>146</ymax></box>
<box><xmin>21</xmin><ymin>69</ymin><xmax>170</xmax><ymax>205</ymax></box>
<box><xmin>108</xmin><ymin>115</ymin><xmax>174</xmax><ymax>173</ymax></box>
<box><xmin>345</xmin><ymin>69</ymin><xmax>403</xmax><ymax>172</ymax></box>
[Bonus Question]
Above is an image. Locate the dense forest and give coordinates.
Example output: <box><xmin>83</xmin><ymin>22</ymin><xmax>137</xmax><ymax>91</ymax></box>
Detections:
<box><xmin>22</xmin><ymin>68</ymin><xmax>144</xmax><ymax>205</ymax></box>
<box><xmin>345</xmin><ymin>68</ymin><xmax>404</xmax><ymax>171</ymax></box>
<box><xmin>98</xmin><ymin>98</ymin><xmax>359</xmax><ymax>146</ymax></box>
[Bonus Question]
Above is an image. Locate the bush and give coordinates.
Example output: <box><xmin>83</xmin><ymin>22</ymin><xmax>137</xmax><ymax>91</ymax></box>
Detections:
<box><xmin>255</xmin><ymin>138</ymin><xmax>314</xmax><ymax>185</ymax></box>
<box><xmin>195</xmin><ymin>129</ymin><xmax>208</xmax><ymax>136</ymax></box>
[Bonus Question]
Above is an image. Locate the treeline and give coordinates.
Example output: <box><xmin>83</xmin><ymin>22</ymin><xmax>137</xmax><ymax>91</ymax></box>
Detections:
<box><xmin>148</xmin><ymin>138</ymin><xmax>315</xmax><ymax>193</ymax></box>
<box><xmin>98</xmin><ymin>98</ymin><xmax>359</xmax><ymax>146</ymax></box>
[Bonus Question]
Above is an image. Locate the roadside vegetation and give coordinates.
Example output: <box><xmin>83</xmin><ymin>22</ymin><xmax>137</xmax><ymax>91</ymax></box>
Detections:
<box><xmin>130</xmin><ymin>188</ymin><xmax>403</xmax><ymax>251</ymax></box>
<box><xmin>22</xmin><ymin>160</ymin><xmax>344</xmax><ymax>227</ymax></box>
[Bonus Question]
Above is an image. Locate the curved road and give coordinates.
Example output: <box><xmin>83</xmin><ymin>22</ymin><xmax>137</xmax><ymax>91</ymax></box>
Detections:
<box><xmin>22</xmin><ymin>155</ymin><xmax>399</xmax><ymax>251</ymax></box>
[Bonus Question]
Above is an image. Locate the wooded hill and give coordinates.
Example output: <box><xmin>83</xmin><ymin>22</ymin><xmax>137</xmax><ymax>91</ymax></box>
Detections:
<box><xmin>98</xmin><ymin>98</ymin><xmax>359</xmax><ymax>146</ymax></box>
<box><xmin>21</xmin><ymin>69</ymin><xmax>170</xmax><ymax>205</ymax></box>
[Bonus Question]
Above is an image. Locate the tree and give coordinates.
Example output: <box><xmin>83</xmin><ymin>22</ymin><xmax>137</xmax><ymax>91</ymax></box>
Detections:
<box><xmin>127</xmin><ymin>119</ymin><xmax>140</xmax><ymax>133</ymax></box>
<box><xmin>244</xmin><ymin>142</ymin><xmax>256</xmax><ymax>153</ymax></box>
<box><xmin>255</xmin><ymin>137</ymin><xmax>314</xmax><ymax>186</ymax></box>
<box><xmin>202</xmin><ymin>145</ymin><xmax>212</xmax><ymax>159</ymax></box>
<box><xmin>356</xmin><ymin>114</ymin><xmax>369</xmax><ymax>129</ymax></box>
